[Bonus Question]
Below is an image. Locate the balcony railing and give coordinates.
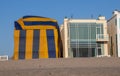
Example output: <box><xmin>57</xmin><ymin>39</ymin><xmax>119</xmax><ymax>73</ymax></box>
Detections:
<box><xmin>96</xmin><ymin>34</ymin><xmax>109</xmax><ymax>42</ymax></box>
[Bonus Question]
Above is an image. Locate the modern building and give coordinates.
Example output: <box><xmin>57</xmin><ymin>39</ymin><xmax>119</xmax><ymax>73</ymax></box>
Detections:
<box><xmin>13</xmin><ymin>16</ymin><xmax>63</xmax><ymax>60</ymax></box>
<box><xmin>108</xmin><ymin>10</ymin><xmax>120</xmax><ymax>57</ymax></box>
<box><xmin>60</xmin><ymin>16</ymin><xmax>109</xmax><ymax>58</ymax></box>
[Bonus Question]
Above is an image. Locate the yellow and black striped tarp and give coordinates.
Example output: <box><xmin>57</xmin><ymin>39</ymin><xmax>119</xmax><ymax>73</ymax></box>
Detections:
<box><xmin>13</xmin><ymin>16</ymin><xmax>63</xmax><ymax>60</ymax></box>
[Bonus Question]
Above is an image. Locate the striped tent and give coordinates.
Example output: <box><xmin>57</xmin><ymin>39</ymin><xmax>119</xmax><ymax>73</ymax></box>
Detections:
<box><xmin>13</xmin><ymin>16</ymin><xmax>63</xmax><ymax>60</ymax></box>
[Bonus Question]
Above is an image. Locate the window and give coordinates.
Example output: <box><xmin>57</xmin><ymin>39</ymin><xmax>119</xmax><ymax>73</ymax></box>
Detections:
<box><xmin>69</xmin><ymin>23</ymin><xmax>104</xmax><ymax>57</ymax></box>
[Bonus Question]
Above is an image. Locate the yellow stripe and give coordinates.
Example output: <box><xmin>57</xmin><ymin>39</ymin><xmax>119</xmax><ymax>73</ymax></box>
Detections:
<box><xmin>13</xmin><ymin>30</ymin><xmax>20</xmax><ymax>60</ymax></box>
<box><xmin>23</xmin><ymin>26</ymin><xmax>56</xmax><ymax>30</ymax></box>
<box><xmin>16</xmin><ymin>19</ymin><xmax>57</xmax><ymax>30</ymax></box>
<box><xmin>17</xmin><ymin>18</ymin><xmax>57</xmax><ymax>30</ymax></box>
<box><xmin>25</xmin><ymin>30</ymin><xmax>33</xmax><ymax>59</ymax></box>
<box><xmin>23</xmin><ymin>18</ymin><xmax>57</xmax><ymax>22</ymax></box>
<box><xmin>39</xmin><ymin>30</ymin><xmax>48</xmax><ymax>58</ymax></box>
<box><xmin>17</xmin><ymin>18</ymin><xmax>25</xmax><ymax>29</ymax></box>
<box><xmin>54</xmin><ymin>29</ymin><xmax>59</xmax><ymax>58</ymax></box>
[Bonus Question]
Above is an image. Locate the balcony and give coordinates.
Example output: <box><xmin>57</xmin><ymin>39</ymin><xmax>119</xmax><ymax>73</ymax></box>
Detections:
<box><xmin>96</xmin><ymin>34</ymin><xmax>109</xmax><ymax>42</ymax></box>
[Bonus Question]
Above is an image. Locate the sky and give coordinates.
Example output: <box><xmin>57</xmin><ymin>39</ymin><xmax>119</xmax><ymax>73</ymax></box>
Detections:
<box><xmin>0</xmin><ymin>0</ymin><xmax>120</xmax><ymax>57</ymax></box>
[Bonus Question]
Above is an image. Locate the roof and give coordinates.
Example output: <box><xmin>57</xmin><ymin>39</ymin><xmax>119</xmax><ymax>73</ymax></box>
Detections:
<box><xmin>15</xmin><ymin>16</ymin><xmax>59</xmax><ymax>30</ymax></box>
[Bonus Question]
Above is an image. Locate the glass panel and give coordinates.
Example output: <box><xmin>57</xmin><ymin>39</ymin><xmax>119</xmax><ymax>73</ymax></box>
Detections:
<box><xmin>72</xmin><ymin>48</ymin><xmax>77</xmax><ymax>57</ymax></box>
<box><xmin>79</xmin><ymin>48</ymin><xmax>88</xmax><ymax>57</ymax></box>
<box><xmin>101</xmin><ymin>24</ymin><xmax>103</xmax><ymax>34</ymax></box>
<box><xmin>70</xmin><ymin>27</ymin><xmax>76</xmax><ymax>39</ymax></box>
<box><xmin>78</xmin><ymin>26</ymin><xmax>89</xmax><ymax>39</ymax></box>
<box><xmin>97</xmin><ymin>43</ymin><xmax>101</xmax><ymax>47</ymax></box>
<box><xmin>91</xmin><ymin>26</ymin><xmax>96</xmax><ymax>39</ymax></box>
<box><xmin>97</xmin><ymin>28</ymin><xmax>100</xmax><ymax>34</ymax></box>
<box><xmin>98</xmin><ymin>49</ymin><xmax>101</xmax><ymax>55</ymax></box>
<box><xmin>69</xmin><ymin>23</ymin><xmax>103</xmax><ymax>57</ymax></box>
<box><xmin>92</xmin><ymin>48</ymin><xmax>95</xmax><ymax>57</ymax></box>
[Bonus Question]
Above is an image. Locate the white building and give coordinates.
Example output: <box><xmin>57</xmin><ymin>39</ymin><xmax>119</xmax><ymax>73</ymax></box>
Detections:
<box><xmin>60</xmin><ymin>16</ymin><xmax>109</xmax><ymax>58</ymax></box>
<box><xmin>108</xmin><ymin>10</ymin><xmax>120</xmax><ymax>57</ymax></box>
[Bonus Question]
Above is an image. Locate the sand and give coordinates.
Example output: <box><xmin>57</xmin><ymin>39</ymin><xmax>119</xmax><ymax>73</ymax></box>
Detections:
<box><xmin>0</xmin><ymin>57</ymin><xmax>120</xmax><ymax>76</ymax></box>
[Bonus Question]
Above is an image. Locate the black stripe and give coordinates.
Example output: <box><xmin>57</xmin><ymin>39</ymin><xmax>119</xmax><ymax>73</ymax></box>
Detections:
<box><xmin>47</xmin><ymin>30</ymin><xmax>56</xmax><ymax>58</ymax></box>
<box><xmin>23</xmin><ymin>16</ymin><xmax>46</xmax><ymax>19</ymax></box>
<box><xmin>19</xmin><ymin>30</ymin><xmax>26</xmax><ymax>59</ymax></box>
<box><xmin>14</xmin><ymin>21</ymin><xmax>22</xmax><ymax>30</ymax></box>
<box><xmin>24</xmin><ymin>21</ymin><xmax>57</xmax><ymax>26</ymax></box>
<box><xmin>32</xmin><ymin>30</ymin><xmax>40</xmax><ymax>59</ymax></box>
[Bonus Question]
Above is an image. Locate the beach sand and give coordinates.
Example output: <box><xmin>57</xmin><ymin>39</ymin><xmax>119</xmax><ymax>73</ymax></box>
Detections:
<box><xmin>0</xmin><ymin>57</ymin><xmax>120</xmax><ymax>76</ymax></box>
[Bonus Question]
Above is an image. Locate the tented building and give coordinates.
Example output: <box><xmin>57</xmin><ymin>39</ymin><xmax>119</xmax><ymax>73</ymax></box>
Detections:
<box><xmin>13</xmin><ymin>16</ymin><xmax>63</xmax><ymax>60</ymax></box>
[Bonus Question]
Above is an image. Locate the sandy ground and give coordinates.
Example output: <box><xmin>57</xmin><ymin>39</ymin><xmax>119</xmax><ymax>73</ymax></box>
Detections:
<box><xmin>0</xmin><ymin>57</ymin><xmax>120</xmax><ymax>76</ymax></box>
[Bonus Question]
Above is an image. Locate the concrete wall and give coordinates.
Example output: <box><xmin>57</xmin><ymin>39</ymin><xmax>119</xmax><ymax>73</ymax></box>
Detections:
<box><xmin>107</xmin><ymin>10</ymin><xmax>120</xmax><ymax>57</ymax></box>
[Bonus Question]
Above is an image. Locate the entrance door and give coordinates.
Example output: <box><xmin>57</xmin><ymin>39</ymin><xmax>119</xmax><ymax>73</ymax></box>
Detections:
<box><xmin>96</xmin><ymin>48</ymin><xmax>102</xmax><ymax>56</ymax></box>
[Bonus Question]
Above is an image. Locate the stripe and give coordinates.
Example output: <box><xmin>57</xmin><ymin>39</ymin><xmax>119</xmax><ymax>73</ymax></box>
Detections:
<box><xmin>24</xmin><ymin>21</ymin><xmax>57</xmax><ymax>26</ymax></box>
<box><xmin>24</xmin><ymin>26</ymin><xmax>57</xmax><ymax>30</ymax></box>
<box><xmin>19</xmin><ymin>30</ymin><xmax>26</xmax><ymax>59</ymax></box>
<box><xmin>54</xmin><ymin>29</ymin><xmax>58</xmax><ymax>58</ymax></box>
<box><xmin>25</xmin><ymin>30</ymin><xmax>33</xmax><ymax>59</ymax></box>
<box><xmin>23</xmin><ymin>16</ymin><xmax>46</xmax><ymax>19</ymax></box>
<box><xmin>17</xmin><ymin>19</ymin><xmax>59</xmax><ymax>30</ymax></box>
<box><xmin>15</xmin><ymin>21</ymin><xmax>22</xmax><ymax>30</ymax></box>
<box><xmin>39</xmin><ymin>30</ymin><xmax>48</xmax><ymax>58</ymax></box>
<box><xmin>47</xmin><ymin>29</ymin><xmax>56</xmax><ymax>58</ymax></box>
<box><xmin>32</xmin><ymin>30</ymin><xmax>40</xmax><ymax>59</ymax></box>
<box><xmin>13</xmin><ymin>30</ymin><xmax>20</xmax><ymax>60</ymax></box>
<box><xmin>23</xmin><ymin>17</ymin><xmax>56</xmax><ymax>22</ymax></box>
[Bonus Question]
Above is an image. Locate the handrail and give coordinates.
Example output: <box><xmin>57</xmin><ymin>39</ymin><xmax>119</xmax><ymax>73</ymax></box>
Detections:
<box><xmin>96</xmin><ymin>34</ymin><xmax>109</xmax><ymax>41</ymax></box>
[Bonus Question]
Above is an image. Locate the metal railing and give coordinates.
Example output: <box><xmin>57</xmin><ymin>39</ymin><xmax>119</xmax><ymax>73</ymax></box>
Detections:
<box><xmin>96</xmin><ymin>34</ymin><xmax>109</xmax><ymax>42</ymax></box>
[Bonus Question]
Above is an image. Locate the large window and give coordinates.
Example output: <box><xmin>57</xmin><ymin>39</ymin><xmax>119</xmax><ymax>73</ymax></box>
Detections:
<box><xmin>69</xmin><ymin>23</ymin><xmax>103</xmax><ymax>41</ymax></box>
<box><xmin>68</xmin><ymin>23</ymin><xmax>103</xmax><ymax>57</ymax></box>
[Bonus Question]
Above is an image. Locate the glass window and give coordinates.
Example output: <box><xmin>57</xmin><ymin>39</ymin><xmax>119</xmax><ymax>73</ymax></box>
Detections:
<box><xmin>97</xmin><ymin>43</ymin><xmax>101</xmax><ymax>47</ymax></box>
<box><xmin>69</xmin><ymin>23</ymin><xmax>104</xmax><ymax>57</ymax></box>
<box><xmin>97</xmin><ymin>28</ymin><xmax>100</xmax><ymax>34</ymax></box>
<box><xmin>78</xmin><ymin>26</ymin><xmax>89</xmax><ymax>39</ymax></box>
<box><xmin>70</xmin><ymin>26</ymin><xmax>76</xmax><ymax>39</ymax></box>
<box><xmin>90</xmin><ymin>26</ymin><xmax>96</xmax><ymax>39</ymax></box>
<box><xmin>98</xmin><ymin>49</ymin><xmax>102</xmax><ymax>55</ymax></box>
<box><xmin>69</xmin><ymin>23</ymin><xmax>103</xmax><ymax>40</ymax></box>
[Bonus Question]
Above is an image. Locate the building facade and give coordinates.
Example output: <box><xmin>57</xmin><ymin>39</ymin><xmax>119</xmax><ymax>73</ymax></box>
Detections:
<box><xmin>108</xmin><ymin>10</ymin><xmax>120</xmax><ymax>57</ymax></box>
<box><xmin>60</xmin><ymin>16</ymin><xmax>109</xmax><ymax>58</ymax></box>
